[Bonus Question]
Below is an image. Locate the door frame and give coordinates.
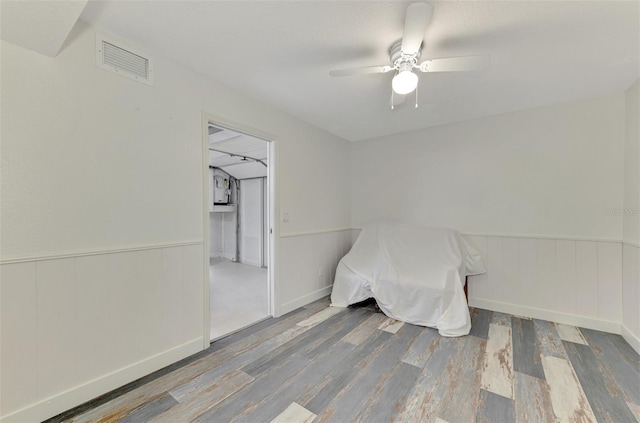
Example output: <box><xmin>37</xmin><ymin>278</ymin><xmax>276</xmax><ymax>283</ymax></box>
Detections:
<box><xmin>201</xmin><ymin>112</ymin><xmax>277</xmax><ymax>347</ymax></box>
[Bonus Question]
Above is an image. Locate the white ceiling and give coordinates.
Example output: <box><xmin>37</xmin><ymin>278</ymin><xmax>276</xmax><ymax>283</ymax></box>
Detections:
<box><xmin>1</xmin><ymin>0</ymin><xmax>87</xmax><ymax>57</ymax></box>
<box><xmin>209</xmin><ymin>125</ymin><xmax>268</xmax><ymax>180</ymax></box>
<box><xmin>41</xmin><ymin>1</ymin><xmax>640</xmax><ymax>141</ymax></box>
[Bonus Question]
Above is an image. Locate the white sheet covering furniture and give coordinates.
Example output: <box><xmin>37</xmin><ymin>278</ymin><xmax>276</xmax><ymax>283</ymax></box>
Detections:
<box><xmin>330</xmin><ymin>222</ymin><xmax>486</xmax><ymax>337</ymax></box>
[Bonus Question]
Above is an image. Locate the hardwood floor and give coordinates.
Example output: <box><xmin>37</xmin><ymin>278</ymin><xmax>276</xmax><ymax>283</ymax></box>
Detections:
<box><xmin>48</xmin><ymin>298</ymin><xmax>639</xmax><ymax>423</ymax></box>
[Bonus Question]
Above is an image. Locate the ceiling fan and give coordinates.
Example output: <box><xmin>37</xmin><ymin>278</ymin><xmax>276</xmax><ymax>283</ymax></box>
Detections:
<box><xmin>329</xmin><ymin>2</ymin><xmax>490</xmax><ymax>109</ymax></box>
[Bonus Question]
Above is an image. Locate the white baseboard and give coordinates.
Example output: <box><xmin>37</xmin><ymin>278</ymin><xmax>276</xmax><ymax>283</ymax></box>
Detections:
<box><xmin>469</xmin><ymin>298</ymin><xmax>621</xmax><ymax>334</ymax></box>
<box><xmin>621</xmin><ymin>325</ymin><xmax>640</xmax><ymax>355</ymax></box>
<box><xmin>277</xmin><ymin>285</ymin><xmax>333</xmax><ymax>317</ymax></box>
<box><xmin>1</xmin><ymin>338</ymin><xmax>203</xmax><ymax>423</ymax></box>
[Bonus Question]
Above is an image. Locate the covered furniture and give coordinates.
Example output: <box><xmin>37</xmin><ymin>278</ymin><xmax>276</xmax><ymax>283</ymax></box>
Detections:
<box><xmin>331</xmin><ymin>221</ymin><xmax>485</xmax><ymax>336</ymax></box>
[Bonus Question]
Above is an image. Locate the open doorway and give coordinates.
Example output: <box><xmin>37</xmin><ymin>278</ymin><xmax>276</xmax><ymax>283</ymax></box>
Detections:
<box><xmin>206</xmin><ymin>122</ymin><xmax>272</xmax><ymax>341</ymax></box>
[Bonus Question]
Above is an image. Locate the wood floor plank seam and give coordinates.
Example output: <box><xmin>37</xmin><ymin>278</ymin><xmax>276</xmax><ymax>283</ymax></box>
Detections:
<box><xmin>242</xmin><ymin>308</ymin><xmax>367</xmax><ymax>377</ymax></box>
<box><xmin>581</xmin><ymin>328</ymin><xmax>640</xmax><ymax>406</ymax></box>
<box><xmin>314</xmin><ymin>324</ymin><xmax>422</xmax><ymax>422</ymax></box>
<box><xmin>192</xmin><ymin>309</ymin><xmax>374</xmax><ymax>422</ymax></box>
<box><xmin>512</xmin><ymin>316</ymin><xmax>546</xmax><ymax>380</ymax></box>
<box><xmin>514</xmin><ymin>371</ymin><xmax>557</xmax><ymax>422</ymax></box>
<box><xmin>56</xmin><ymin>303</ymin><xmax>330</xmax><ymax>423</ymax></box>
<box><xmin>563</xmin><ymin>340</ymin><xmax>638</xmax><ymax>422</ymax></box>
<box><xmin>400</xmin><ymin>326</ymin><xmax>441</xmax><ymax>369</ymax></box>
<box><xmin>541</xmin><ymin>354</ymin><xmax>598</xmax><ymax>423</ymax></box>
<box><xmin>398</xmin><ymin>337</ymin><xmax>475</xmax><ymax>422</ymax></box>
<box><xmin>52</xmin><ymin>299</ymin><xmax>639</xmax><ymax>423</ymax></box>
<box><xmin>435</xmin><ymin>335</ymin><xmax>486</xmax><ymax>423</ymax></box>
<box><xmin>147</xmin><ymin>370</ymin><xmax>255</xmax><ymax>423</ymax></box>
<box><xmin>230</xmin><ymin>341</ymin><xmax>360</xmax><ymax>422</ymax></box>
<box><xmin>270</xmin><ymin>402</ymin><xmax>316</xmax><ymax>423</ymax></box>
<box><xmin>301</xmin><ymin>329</ymin><xmax>393</xmax><ymax>414</ymax></box>
<box><xmin>480</xmin><ymin>323</ymin><xmax>514</xmax><ymax>399</ymax></box>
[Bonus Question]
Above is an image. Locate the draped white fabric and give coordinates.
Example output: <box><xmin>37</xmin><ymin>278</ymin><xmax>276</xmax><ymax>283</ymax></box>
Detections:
<box><xmin>331</xmin><ymin>222</ymin><xmax>485</xmax><ymax>337</ymax></box>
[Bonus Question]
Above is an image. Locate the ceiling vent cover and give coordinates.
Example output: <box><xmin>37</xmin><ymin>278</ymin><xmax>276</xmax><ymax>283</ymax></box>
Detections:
<box><xmin>96</xmin><ymin>34</ymin><xmax>153</xmax><ymax>85</ymax></box>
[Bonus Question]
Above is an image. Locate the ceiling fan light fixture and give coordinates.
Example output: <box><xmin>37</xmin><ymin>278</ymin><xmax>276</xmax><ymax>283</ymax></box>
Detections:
<box><xmin>392</xmin><ymin>70</ymin><xmax>418</xmax><ymax>95</ymax></box>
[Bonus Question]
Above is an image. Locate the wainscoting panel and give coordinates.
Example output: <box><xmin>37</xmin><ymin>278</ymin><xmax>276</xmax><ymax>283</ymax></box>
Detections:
<box><xmin>575</xmin><ymin>241</ymin><xmax>599</xmax><ymax>318</ymax></box>
<box><xmin>597</xmin><ymin>242</ymin><xmax>623</xmax><ymax>323</ymax></box>
<box><xmin>278</xmin><ymin>229</ymin><xmax>354</xmax><ymax>316</ymax></box>
<box><xmin>466</xmin><ymin>236</ymin><xmax>622</xmax><ymax>333</ymax></box>
<box><xmin>36</xmin><ymin>258</ymin><xmax>78</xmax><ymax>400</ymax></box>
<box><xmin>0</xmin><ymin>261</ymin><xmax>38</xmax><ymax>414</ymax></box>
<box><xmin>622</xmin><ymin>243</ymin><xmax>640</xmax><ymax>353</ymax></box>
<box><xmin>183</xmin><ymin>244</ymin><xmax>205</xmax><ymax>341</ymax></box>
<box><xmin>0</xmin><ymin>243</ymin><xmax>204</xmax><ymax>423</ymax></box>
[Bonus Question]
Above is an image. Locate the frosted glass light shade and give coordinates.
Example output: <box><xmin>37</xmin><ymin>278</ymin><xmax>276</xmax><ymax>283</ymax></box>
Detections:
<box><xmin>392</xmin><ymin>70</ymin><xmax>418</xmax><ymax>94</ymax></box>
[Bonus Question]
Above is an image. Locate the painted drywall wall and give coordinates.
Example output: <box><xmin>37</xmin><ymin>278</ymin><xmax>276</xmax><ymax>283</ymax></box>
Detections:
<box><xmin>622</xmin><ymin>244</ymin><xmax>639</xmax><ymax>352</ymax></box>
<box><xmin>1</xmin><ymin>23</ymin><xmax>350</xmax><ymax>260</ymax></box>
<box><xmin>1</xmin><ymin>245</ymin><xmax>204</xmax><ymax>423</ymax></box>
<box><xmin>279</xmin><ymin>229</ymin><xmax>353</xmax><ymax>311</ymax></box>
<box><xmin>467</xmin><ymin>235</ymin><xmax>622</xmax><ymax>333</ymax></box>
<box><xmin>622</xmin><ymin>80</ymin><xmax>640</xmax><ymax>352</ymax></box>
<box><xmin>623</xmin><ymin>80</ymin><xmax>640</xmax><ymax>245</ymax></box>
<box><xmin>351</xmin><ymin>94</ymin><xmax>625</xmax><ymax>241</ymax></box>
<box><xmin>0</xmin><ymin>21</ymin><xmax>350</xmax><ymax>421</ymax></box>
<box><xmin>351</xmin><ymin>95</ymin><xmax>626</xmax><ymax>337</ymax></box>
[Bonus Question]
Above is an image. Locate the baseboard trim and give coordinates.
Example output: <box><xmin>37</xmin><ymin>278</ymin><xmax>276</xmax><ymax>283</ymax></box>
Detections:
<box><xmin>621</xmin><ymin>325</ymin><xmax>640</xmax><ymax>355</ymax></box>
<box><xmin>469</xmin><ymin>298</ymin><xmax>621</xmax><ymax>334</ymax></box>
<box><xmin>277</xmin><ymin>285</ymin><xmax>333</xmax><ymax>316</ymax></box>
<box><xmin>0</xmin><ymin>338</ymin><xmax>203</xmax><ymax>423</ymax></box>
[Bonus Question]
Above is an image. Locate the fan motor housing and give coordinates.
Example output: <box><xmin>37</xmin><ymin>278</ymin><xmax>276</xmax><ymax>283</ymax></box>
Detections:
<box><xmin>389</xmin><ymin>39</ymin><xmax>421</xmax><ymax>64</ymax></box>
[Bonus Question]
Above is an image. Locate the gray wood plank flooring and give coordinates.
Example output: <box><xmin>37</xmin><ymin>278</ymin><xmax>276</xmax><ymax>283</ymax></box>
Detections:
<box><xmin>563</xmin><ymin>341</ymin><xmax>637</xmax><ymax>423</ymax></box>
<box><xmin>49</xmin><ymin>299</ymin><xmax>640</xmax><ymax>423</ymax></box>
<box><xmin>512</xmin><ymin>317</ymin><xmax>545</xmax><ymax>380</ymax></box>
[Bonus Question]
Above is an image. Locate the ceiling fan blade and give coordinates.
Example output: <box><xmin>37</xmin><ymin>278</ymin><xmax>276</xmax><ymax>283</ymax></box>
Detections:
<box><xmin>329</xmin><ymin>65</ymin><xmax>392</xmax><ymax>77</ymax></box>
<box><xmin>401</xmin><ymin>2</ymin><xmax>434</xmax><ymax>55</ymax></box>
<box><xmin>419</xmin><ymin>55</ymin><xmax>490</xmax><ymax>73</ymax></box>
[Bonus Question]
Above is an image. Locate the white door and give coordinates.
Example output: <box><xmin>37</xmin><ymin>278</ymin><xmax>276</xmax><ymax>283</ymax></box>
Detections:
<box><xmin>239</xmin><ymin>178</ymin><xmax>263</xmax><ymax>267</ymax></box>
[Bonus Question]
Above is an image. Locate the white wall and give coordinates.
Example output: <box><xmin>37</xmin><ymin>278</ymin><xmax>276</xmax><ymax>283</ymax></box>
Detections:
<box><xmin>351</xmin><ymin>95</ymin><xmax>627</xmax><ymax>335</ymax></box>
<box><xmin>622</xmin><ymin>80</ymin><xmax>640</xmax><ymax>352</ymax></box>
<box><xmin>623</xmin><ymin>81</ymin><xmax>640</xmax><ymax>246</ymax></box>
<box><xmin>466</xmin><ymin>236</ymin><xmax>622</xmax><ymax>333</ymax></box>
<box><xmin>279</xmin><ymin>230</ymin><xmax>353</xmax><ymax>312</ymax></box>
<box><xmin>0</xmin><ymin>21</ymin><xmax>351</xmax><ymax>422</ymax></box>
<box><xmin>352</xmin><ymin>95</ymin><xmax>625</xmax><ymax>241</ymax></box>
<box><xmin>1</xmin><ymin>24</ymin><xmax>350</xmax><ymax>260</ymax></box>
<box><xmin>1</xmin><ymin>245</ymin><xmax>203</xmax><ymax>422</ymax></box>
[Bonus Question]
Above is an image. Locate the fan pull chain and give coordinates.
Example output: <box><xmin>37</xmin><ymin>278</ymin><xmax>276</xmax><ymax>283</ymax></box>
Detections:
<box><xmin>415</xmin><ymin>85</ymin><xmax>419</xmax><ymax>108</ymax></box>
<box><xmin>391</xmin><ymin>89</ymin><xmax>395</xmax><ymax>110</ymax></box>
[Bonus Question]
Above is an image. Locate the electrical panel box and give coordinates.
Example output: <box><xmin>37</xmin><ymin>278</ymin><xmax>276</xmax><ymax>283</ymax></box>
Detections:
<box><xmin>213</xmin><ymin>174</ymin><xmax>230</xmax><ymax>204</ymax></box>
<box><xmin>210</xmin><ymin>168</ymin><xmax>235</xmax><ymax>206</ymax></box>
